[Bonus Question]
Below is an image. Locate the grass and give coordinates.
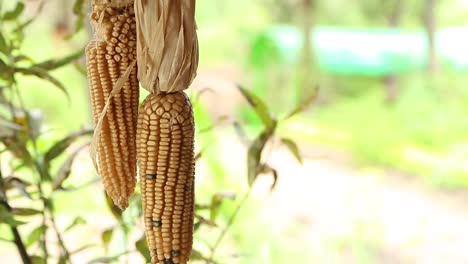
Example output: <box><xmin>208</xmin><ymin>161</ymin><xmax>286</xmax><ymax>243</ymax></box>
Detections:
<box><xmin>277</xmin><ymin>70</ymin><xmax>468</xmax><ymax>188</ymax></box>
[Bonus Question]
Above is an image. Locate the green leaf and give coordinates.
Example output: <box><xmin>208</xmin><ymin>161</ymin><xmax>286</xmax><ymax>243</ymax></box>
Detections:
<box><xmin>237</xmin><ymin>85</ymin><xmax>275</xmax><ymax>130</ymax></box>
<box><xmin>135</xmin><ymin>235</ymin><xmax>151</xmax><ymax>263</ymax></box>
<box><xmin>14</xmin><ymin>67</ymin><xmax>70</xmax><ymax>101</ymax></box>
<box><xmin>284</xmin><ymin>86</ymin><xmax>319</xmax><ymax>120</ymax></box>
<box><xmin>34</xmin><ymin>49</ymin><xmax>85</xmax><ymax>71</ymax></box>
<box><xmin>247</xmin><ymin>127</ymin><xmax>276</xmax><ymax>186</ymax></box>
<box><xmin>210</xmin><ymin>192</ymin><xmax>236</xmax><ymax>221</ymax></box>
<box><xmin>193</xmin><ymin>221</ymin><xmax>202</xmax><ymax>232</ymax></box>
<box><xmin>30</xmin><ymin>256</ymin><xmax>46</xmax><ymax>264</ymax></box>
<box><xmin>53</xmin><ymin>142</ymin><xmax>90</xmax><ymax>190</ymax></box>
<box><xmin>10</xmin><ymin>207</ymin><xmax>41</xmax><ymax>216</ymax></box>
<box><xmin>64</xmin><ymin>216</ymin><xmax>86</xmax><ymax>232</ymax></box>
<box><xmin>191</xmin><ymin>249</ymin><xmax>209</xmax><ymax>261</ymax></box>
<box><xmin>105</xmin><ymin>193</ymin><xmax>122</xmax><ymax>221</ymax></box>
<box><xmin>280</xmin><ymin>138</ymin><xmax>303</xmax><ymax>164</ymax></box>
<box><xmin>259</xmin><ymin>164</ymin><xmax>279</xmax><ymax>191</ymax></box>
<box><xmin>3</xmin><ymin>2</ymin><xmax>25</xmax><ymax>21</ymax></box>
<box><xmin>44</xmin><ymin>128</ymin><xmax>93</xmax><ymax>163</ymax></box>
<box><xmin>66</xmin><ymin>0</ymin><xmax>86</xmax><ymax>38</ymax></box>
<box><xmin>0</xmin><ymin>204</ymin><xmax>26</xmax><ymax>227</ymax></box>
<box><xmin>26</xmin><ymin>226</ymin><xmax>46</xmax><ymax>247</ymax></box>
<box><xmin>0</xmin><ymin>33</ymin><xmax>8</xmax><ymax>54</ymax></box>
<box><xmin>58</xmin><ymin>256</ymin><xmax>67</xmax><ymax>264</ymax></box>
<box><xmin>101</xmin><ymin>229</ymin><xmax>113</xmax><ymax>249</ymax></box>
<box><xmin>88</xmin><ymin>252</ymin><xmax>127</xmax><ymax>264</ymax></box>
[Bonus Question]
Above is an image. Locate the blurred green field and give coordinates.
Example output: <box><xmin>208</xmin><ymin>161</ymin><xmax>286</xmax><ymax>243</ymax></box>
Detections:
<box><xmin>3</xmin><ymin>0</ymin><xmax>468</xmax><ymax>263</ymax></box>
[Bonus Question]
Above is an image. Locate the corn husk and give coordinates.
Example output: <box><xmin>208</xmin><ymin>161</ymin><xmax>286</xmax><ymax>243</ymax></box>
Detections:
<box><xmin>135</xmin><ymin>0</ymin><xmax>199</xmax><ymax>94</ymax></box>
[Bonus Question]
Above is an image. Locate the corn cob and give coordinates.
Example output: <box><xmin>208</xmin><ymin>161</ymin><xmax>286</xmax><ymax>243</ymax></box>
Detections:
<box><xmin>136</xmin><ymin>91</ymin><xmax>195</xmax><ymax>264</ymax></box>
<box><xmin>86</xmin><ymin>1</ymin><xmax>139</xmax><ymax>209</ymax></box>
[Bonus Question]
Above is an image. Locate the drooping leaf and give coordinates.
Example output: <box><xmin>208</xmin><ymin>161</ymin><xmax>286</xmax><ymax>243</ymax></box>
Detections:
<box><xmin>284</xmin><ymin>86</ymin><xmax>319</xmax><ymax>120</ymax></box>
<box><xmin>259</xmin><ymin>164</ymin><xmax>279</xmax><ymax>191</ymax></box>
<box><xmin>44</xmin><ymin>128</ymin><xmax>93</xmax><ymax>163</ymax></box>
<box><xmin>246</xmin><ymin>126</ymin><xmax>276</xmax><ymax>186</ymax></box>
<box><xmin>0</xmin><ymin>204</ymin><xmax>26</xmax><ymax>227</ymax></box>
<box><xmin>10</xmin><ymin>207</ymin><xmax>41</xmax><ymax>216</ymax></box>
<box><xmin>34</xmin><ymin>155</ymin><xmax>52</xmax><ymax>182</ymax></box>
<box><xmin>25</xmin><ymin>225</ymin><xmax>46</xmax><ymax>247</ymax></box>
<box><xmin>280</xmin><ymin>138</ymin><xmax>303</xmax><ymax>164</ymax></box>
<box><xmin>4</xmin><ymin>177</ymin><xmax>32</xmax><ymax>199</ymax></box>
<box><xmin>33</xmin><ymin>49</ymin><xmax>85</xmax><ymax>71</ymax></box>
<box><xmin>53</xmin><ymin>142</ymin><xmax>90</xmax><ymax>190</ymax></box>
<box><xmin>14</xmin><ymin>66</ymin><xmax>70</xmax><ymax>101</ymax></box>
<box><xmin>237</xmin><ymin>85</ymin><xmax>275</xmax><ymax>130</ymax></box>
<box><xmin>3</xmin><ymin>2</ymin><xmax>25</xmax><ymax>21</ymax></box>
<box><xmin>135</xmin><ymin>235</ymin><xmax>151</xmax><ymax>262</ymax></box>
<box><xmin>64</xmin><ymin>216</ymin><xmax>86</xmax><ymax>232</ymax></box>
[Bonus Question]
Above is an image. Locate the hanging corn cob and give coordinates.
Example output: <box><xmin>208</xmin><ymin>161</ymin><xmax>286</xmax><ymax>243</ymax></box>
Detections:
<box><xmin>86</xmin><ymin>0</ymin><xmax>139</xmax><ymax>209</ymax></box>
<box><xmin>135</xmin><ymin>0</ymin><xmax>199</xmax><ymax>263</ymax></box>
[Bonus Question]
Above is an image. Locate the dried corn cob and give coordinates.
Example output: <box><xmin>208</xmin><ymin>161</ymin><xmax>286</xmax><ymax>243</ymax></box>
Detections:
<box><xmin>136</xmin><ymin>92</ymin><xmax>195</xmax><ymax>264</ymax></box>
<box><xmin>86</xmin><ymin>0</ymin><xmax>139</xmax><ymax>209</ymax></box>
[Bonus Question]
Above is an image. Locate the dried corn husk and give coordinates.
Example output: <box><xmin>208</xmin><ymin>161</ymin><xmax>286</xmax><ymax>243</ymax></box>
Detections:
<box><xmin>135</xmin><ymin>0</ymin><xmax>199</xmax><ymax>94</ymax></box>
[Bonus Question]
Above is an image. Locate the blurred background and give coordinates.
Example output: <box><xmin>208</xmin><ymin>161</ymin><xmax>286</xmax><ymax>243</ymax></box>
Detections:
<box><xmin>2</xmin><ymin>0</ymin><xmax>468</xmax><ymax>263</ymax></box>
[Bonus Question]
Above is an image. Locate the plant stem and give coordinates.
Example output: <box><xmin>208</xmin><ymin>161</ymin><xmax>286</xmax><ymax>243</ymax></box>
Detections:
<box><xmin>0</xmin><ymin>165</ymin><xmax>31</xmax><ymax>264</ymax></box>
<box><xmin>207</xmin><ymin>187</ymin><xmax>253</xmax><ymax>263</ymax></box>
<box><xmin>48</xmin><ymin>202</ymin><xmax>72</xmax><ymax>263</ymax></box>
<box><xmin>10</xmin><ymin>225</ymin><xmax>31</xmax><ymax>264</ymax></box>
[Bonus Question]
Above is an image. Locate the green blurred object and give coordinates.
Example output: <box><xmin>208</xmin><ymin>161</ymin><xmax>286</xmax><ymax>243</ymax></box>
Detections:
<box><xmin>251</xmin><ymin>25</ymin><xmax>468</xmax><ymax>75</ymax></box>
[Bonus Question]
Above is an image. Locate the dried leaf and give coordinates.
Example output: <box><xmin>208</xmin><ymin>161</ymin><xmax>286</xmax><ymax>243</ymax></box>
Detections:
<box><xmin>135</xmin><ymin>0</ymin><xmax>198</xmax><ymax>93</ymax></box>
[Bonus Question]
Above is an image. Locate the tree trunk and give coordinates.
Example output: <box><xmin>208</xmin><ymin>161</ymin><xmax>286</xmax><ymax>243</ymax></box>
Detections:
<box><xmin>424</xmin><ymin>0</ymin><xmax>438</xmax><ymax>73</ymax></box>
<box><xmin>384</xmin><ymin>0</ymin><xmax>403</xmax><ymax>103</ymax></box>
<box><xmin>300</xmin><ymin>0</ymin><xmax>314</xmax><ymax>100</ymax></box>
